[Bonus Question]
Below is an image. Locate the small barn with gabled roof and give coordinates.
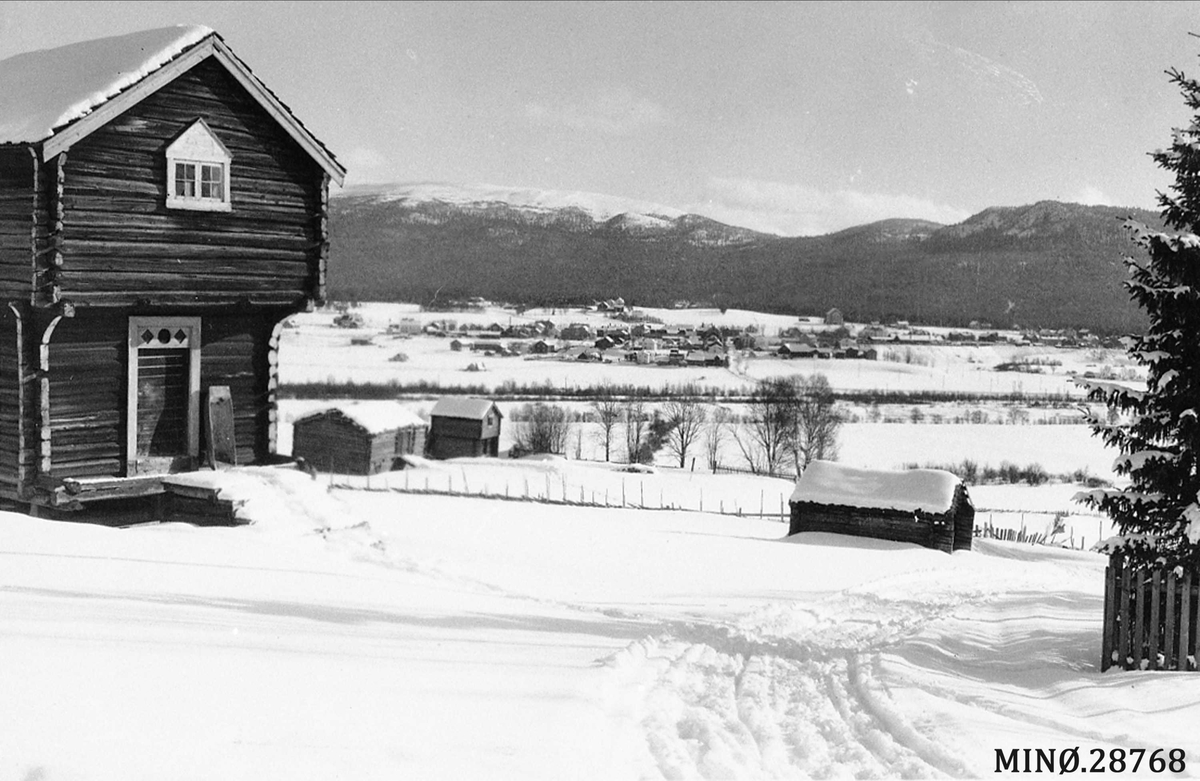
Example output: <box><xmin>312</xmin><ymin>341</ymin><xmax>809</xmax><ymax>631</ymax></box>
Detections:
<box><xmin>427</xmin><ymin>397</ymin><xmax>503</xmax><ymax>459</ymax></box>
<box><xmin>788</xmin><ymin>461</ymin><xmax>974</xmax><ymax>553</ymax></box>
<box><xmin>292</xmin><ymin>402</ymin><xmax>427</xmax><ymax>475</ymax></box>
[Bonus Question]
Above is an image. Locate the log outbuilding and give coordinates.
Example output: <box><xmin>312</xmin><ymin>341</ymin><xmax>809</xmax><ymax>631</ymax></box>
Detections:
<box><xmin>788</xmin><ymin>461</ymin><xmax>974</xmax><ymax>553</ymax></box>
<box><xmin>427</xmin><ymin>397</ymin><xmax>502</xmax><ymax>459</ymax></box>
<box><xmin>0</xmin><ymin>27</ymin><xmax>345</xmax><ymax>513</ymax></box>
<box><xmin>292</xmin><ymin>402</ymin><xmax>427</xmax><ymax>475</ymax></box>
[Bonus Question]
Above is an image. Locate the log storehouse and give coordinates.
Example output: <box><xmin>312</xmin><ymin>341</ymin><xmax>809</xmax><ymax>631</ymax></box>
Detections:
<box><xmin>0</xmin><ymin>26</ymin><xmax>345</xmax><ymax>515</ymax></box>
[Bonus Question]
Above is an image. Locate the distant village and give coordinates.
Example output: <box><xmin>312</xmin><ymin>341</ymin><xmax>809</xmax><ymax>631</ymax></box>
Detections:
<box><xmin>328</xmin><ymin>296</ymin><xmax>1123</xmax><ymax>368</ymax></box>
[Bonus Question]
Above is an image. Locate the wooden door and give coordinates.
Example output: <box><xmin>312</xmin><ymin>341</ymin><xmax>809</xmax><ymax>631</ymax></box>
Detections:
<box><xmin>136</xmin><ymin>347</ymin><xmax>190</xmax><ymax>457</ymax></box>
<box><xmin>127</xmin><ymin>317</ymin><xmax>201</xmax><ymax>475</ymax></box>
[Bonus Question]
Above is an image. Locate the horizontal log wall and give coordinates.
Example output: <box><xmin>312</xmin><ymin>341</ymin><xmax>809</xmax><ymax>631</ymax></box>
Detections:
<box><xmin>61</xmin><ymin>57</ymin><xmax>322</xmax><ymax>307</ymax></box>
<box><xmin>47</xmin><ymin>310</ymin><xmax>127</xmax><ymax>478</ymax></box>
<box><xmin>43</xmin><ymin>309</ymin><xmax>279</xmax><ymax>480</ymax></box>
<box><xmin>789</xmin><ymin>502</ymin><xmax>956</xmax><ymax>553</ymax></box>
<box><xmin>0</xmin><ymin>147</ymin><xmax>33</xmax><ymax>302</ymax></box>
<box><xmin>201</xmin><ymin>313</ymin><xmax>275</xmax><ymax>466</ymax></box>
<box><xmin>293</xmin><ymin>417</ymin><xmax>374</xmax><ymax>474</ymax></box>
<box><xmin>431</xmin><ymin>417</ymin><xmax>485</xmax><ymax>440</ymax></box>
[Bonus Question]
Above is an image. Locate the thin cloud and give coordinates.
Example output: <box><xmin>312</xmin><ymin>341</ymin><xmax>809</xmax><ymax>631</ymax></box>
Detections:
<box><xmin>340</xmin><ymin>148</ymin><xmax>393</xmax><ymax>186</ymax></box>
<box><xmin>692</xmin><ymin>178</ymin><xmax>972</xmax><ymax>236</ymax></box>
<box><xmin>906</xmin><ymin>32</ymin><xmax>1043</xmax><ymax>106</ymax></box>
<box><xmin>1072</xmin><ymin>186</ymin><xmax>1114</xmax><ymax>206</ymax></box>
<box><xmin>526</xmin><ymin>87</ymin><xmax>669</xmax><ymax>135</ymax></box>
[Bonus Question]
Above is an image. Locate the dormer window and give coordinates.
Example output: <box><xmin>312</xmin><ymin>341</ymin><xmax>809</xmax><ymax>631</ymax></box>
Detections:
<box><xmin>166</xmin><ymin>119</ymin><xmax>231</xmax><ymax>211</ymax></box>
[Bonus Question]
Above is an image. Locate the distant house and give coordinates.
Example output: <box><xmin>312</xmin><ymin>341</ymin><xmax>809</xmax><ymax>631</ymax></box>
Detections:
<box><xmin>293</xmin><ymin>402</ymin><xmax>427</xmax><ymax>475</ymax></box>
<box><xmin>449</xmin><ymin>339</ymin><xmax>464</xmax><ymax>352</ymax></box>
<box><xmin>530</xmin><ymin>339</ymin><xmax>557</xmax><ymax>355</ymax></box>
<box><xmin>428</xmin><ymin>398</ymin><xmax>503</xmax><ymax>459</ymax></box>
<box><xmin>778</xmin><ymin>343</ymin><xmax>816</xmax><ymax>359</ymax></box>
<box><xmin>825</xmin><ymin>308</ymin><xmax>844</xmax><ymax>326</ymax></box>
<box><xmin>788</xmin><ymin>462</ymin><xmax>974</xmax><ymax>553</ymax></box>
<box><xmin>559</xmin><ymin>323</ymin><xmax>594</xmax><ymax>341</ymax></box>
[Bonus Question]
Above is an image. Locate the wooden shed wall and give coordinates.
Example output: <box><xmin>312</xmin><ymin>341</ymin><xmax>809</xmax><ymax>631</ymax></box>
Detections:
<box><xmin>56</xmin><ymin>57</ymin><xmax>322</xmax><ymax>307</ymax></box>
<box><xmin>43</xmin><ymin>309</ymin><xmax>278</xmax><ymax>480</ymax></box>
<box><xmin>293</xmin><ymin>416</ymin><xmax>374</xmax><ymax>474</ymax></box>
<box><xmin>293</xmin><ymin>415</ymin><xmax>428</xmax><ymax>474</ymax></box>
<box><xmin>788</xmin><ymin>502</ymin><xmax>958</xmax><ymax>553</ymax></box>
<box><xmin>428</xmin><ymin>433</ymin><xmax>487</xmax><ymax>460</ymax></box>
<box><xmin>431</xmin><ymin>416</ymin><xmax>485</xmax><ymax>441</ymax></box>
<box><xmin>0</xmin><ymin>147</ymin><xmax>34</xmax><ymax>303</ymax></box>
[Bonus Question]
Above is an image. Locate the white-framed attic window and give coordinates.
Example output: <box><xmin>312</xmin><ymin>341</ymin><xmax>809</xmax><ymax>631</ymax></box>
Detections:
<box><xmin>166</xmin><ymin>119</ymin><xmax>232</xmax><ymax>212</ymax></box>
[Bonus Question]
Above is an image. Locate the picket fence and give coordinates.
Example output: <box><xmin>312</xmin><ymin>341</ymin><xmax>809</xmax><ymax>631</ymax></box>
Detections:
<box><xmin>1102</xmin><ymin>554</ymin><xmax>1200</xmax><ymax>671</ymax></box>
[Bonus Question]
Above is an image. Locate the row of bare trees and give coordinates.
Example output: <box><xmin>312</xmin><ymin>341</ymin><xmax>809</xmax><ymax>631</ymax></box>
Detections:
<box><xmin>511</xmin><ymin>374</ymin><xmax>842</xmax><ymax>474</ymax></box>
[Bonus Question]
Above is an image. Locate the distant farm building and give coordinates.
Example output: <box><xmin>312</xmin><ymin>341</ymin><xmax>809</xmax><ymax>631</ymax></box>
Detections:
<box><xmin>788</xmin><ymin>462</ymin><xmax>974</xmax><ymax>553</ymax></box>
<box><xmin>427</xmin><ymin>398</ymin><xmax>503</xmax><ymax>459</ymax></box>
<box><xmin>825</xmin><ymin>308</ymin><xmax>844</xmax><ymax>326</ymax></box>
<box><xmin>292</xmin><ymin>402</ymin><xmax>427</xmax><ymax>475</ymax></box>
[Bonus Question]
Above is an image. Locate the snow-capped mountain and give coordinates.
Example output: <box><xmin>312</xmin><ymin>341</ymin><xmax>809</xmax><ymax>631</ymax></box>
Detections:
<box><xmin>337</xmin><ymin>183</ymin><xmax>768</xmax><ymax>246</ymax></box>
<box><xmin>328</xmin><ymin>183</ymin><xmax>1161</xmax><ymax>332</ymax></box>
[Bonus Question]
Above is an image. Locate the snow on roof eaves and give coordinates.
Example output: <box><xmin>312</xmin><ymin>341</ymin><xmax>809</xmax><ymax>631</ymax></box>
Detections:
<box><xmin>296</xmin><ymin>402</ymin><xmax>426</xmax><ymax>435</ymax></box>
<box><xmin>0</xmin><ymin>26</ymin><xmax>213</xmax><ymax>145</ymax></box>
<box><xmin>431</xmin><ymin>397</ymin><xmax>501</xmax><ymax>420</ymax></box>
<box><xmin>0</xmin><ymin>26</ymin><xmax>345</xmax><ymax>184</ymax></box>
<box><xmin>790</xmin><ymin>461</ymin><xmax>962</xmax><ymax>515</ymax></box>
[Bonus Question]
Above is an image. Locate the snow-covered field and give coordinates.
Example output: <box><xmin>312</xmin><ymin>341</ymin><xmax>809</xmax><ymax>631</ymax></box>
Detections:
<box><xmin>3</xmin><ymin>467</ymin><xmax>1198</xmax><ymax>780</ymax></box>
<box><xmin>5</xmin><ymin>302</ymin><xmax>1182</xmax><ymax>779</ymax></box>
<box><xmin>280</xmin><ymin>303</ymin><xmax>1135</xmax><ymax>398</ymax></box>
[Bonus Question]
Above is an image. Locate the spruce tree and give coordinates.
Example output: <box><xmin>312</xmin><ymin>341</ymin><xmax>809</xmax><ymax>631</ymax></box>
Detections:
<box><xmin>1077</xmin><ymin>66</ymin><xmax>1200</xmax><ymax>568</ymax></box>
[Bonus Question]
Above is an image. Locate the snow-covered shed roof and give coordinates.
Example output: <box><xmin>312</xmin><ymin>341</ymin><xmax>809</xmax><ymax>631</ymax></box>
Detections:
<box><xmin>295</xmin><ymin>401</ymin><xmax>426</xmax><ymax>435</ymax></box>
<box><xmin>431</xmin><ymin>397</ymin><xmax>502</xmax><ymax>420</ymax></box>
<box><xmin>0</xmin><ymin>25</ymin><xmax>344</xmax><ymax>184</ymax></box>
<box><xmin>789</xmin><ymin>461</ymin><xmax>962</xmax><ymax>515</ymax></box>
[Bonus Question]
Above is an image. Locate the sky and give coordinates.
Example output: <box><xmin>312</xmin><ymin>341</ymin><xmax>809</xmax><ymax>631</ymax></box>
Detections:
<box><xmin>1</xmin><ymin>1</ymin><xmax>1198</xmax><ymax>235</ymax></box>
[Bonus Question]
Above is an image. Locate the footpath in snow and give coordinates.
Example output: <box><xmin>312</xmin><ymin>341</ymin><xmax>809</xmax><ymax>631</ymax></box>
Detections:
<box><xmin>2</xmin><ymin>466</ymin><xmax>1198</xmax><ymax>779</ymax></box>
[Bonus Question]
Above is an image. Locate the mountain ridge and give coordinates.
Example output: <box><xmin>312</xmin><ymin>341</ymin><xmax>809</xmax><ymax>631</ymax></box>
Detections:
<box><xmin>328</xmin><ymin>183</ymin><xmax>1163</xmax><ymax>332</ymax></box>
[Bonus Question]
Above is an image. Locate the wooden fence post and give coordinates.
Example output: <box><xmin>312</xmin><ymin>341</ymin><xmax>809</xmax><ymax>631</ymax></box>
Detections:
<box><xmin>1119</xmin><ymin>563</ymin><xmax>1132</xmax><ymax>669</ymax></box>
<box><xmin>1190</xmin><ymin>575</ymin><xmax>1200</xmax><ymax>670</ymax></box>
<box><xmin>1150</xmin><ymin>570</ymin><xmax>1162</xmax><ymax>669</ymax></box>
<box><xmin>1165</xmin><ymin>570</ymin><xmax>1177</xmax><ymax>670</ymax></box>
<box><xmin>1177</xmin><ymin>570</ymin><xmax>1191</xmax><ymax>671</ymax></box>
<box><xmin>1134</xmin><ymin>569</ymin><xmax>1147</xmax><ymax>670</ymax></box>
<box><xmin>1102</xmin><ymin>559</ymin><xmax>1116</xmax><ymax>671</ymax></box>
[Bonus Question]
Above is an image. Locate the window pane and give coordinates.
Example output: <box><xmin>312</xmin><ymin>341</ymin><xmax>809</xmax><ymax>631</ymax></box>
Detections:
<box><xmin>201</xmin><ymin>164</ymin><xmax>225</xmax><ymax>200</ymax></box>
<box><xmin>175</xmin><ymin>163</ymin><xmax>196</xmax><ymax>197</ymax></box>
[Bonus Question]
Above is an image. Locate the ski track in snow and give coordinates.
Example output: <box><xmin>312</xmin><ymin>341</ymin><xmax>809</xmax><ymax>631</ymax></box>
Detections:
<box><xmin>596</xmin><ymin>579</ymin><xmax>986</xmax><ymax>779</ymax></box>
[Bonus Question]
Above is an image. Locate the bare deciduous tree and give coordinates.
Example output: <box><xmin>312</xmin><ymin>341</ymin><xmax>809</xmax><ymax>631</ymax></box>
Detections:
<box><xmin>623</xmin><ymin>397</ymin><xmax>649</xmax><ymax>463</ymax></box>
<box><xmin>590</xmin><ymin>392</ymin><xmax>622</xmax><ymax>462</ymax></box>
<box><xmin>788</xmin><ymin>373</ymin><xmax>842</xmax><ymax>471</ymax></box>
<box><xmin>742</xmin><ymin>377</ymin><xmax>798</xmax><ymax>476</ymax></box>
<box><xmin>663</xmin><ymin>399</ymin><xmax>707</xmax><ymax>469</ymax></box>
<box><xmin>513</xmin><ymin>402</ymin><xmax>573</xmax><ymax>455</ymax></box>
<box><xmin>705</xmin><ymin>405</ymin><xmax>731</xmax><ymax>471</ymax></box>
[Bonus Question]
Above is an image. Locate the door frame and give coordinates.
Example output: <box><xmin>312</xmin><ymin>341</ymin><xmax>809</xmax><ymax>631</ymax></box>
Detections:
<box><xmin>126</xmin><ymin>316</ymin><xmax>201</xmax><ymax>474</ymax></box>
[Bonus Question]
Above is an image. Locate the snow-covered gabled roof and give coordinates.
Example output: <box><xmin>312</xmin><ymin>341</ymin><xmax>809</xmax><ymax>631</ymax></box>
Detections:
<box><xmin>431</xmin><ymin>397</ymin><xmax>502</xmax><ymax>420</ymax></box>
<box><xmin>0</xmin><ymin>25</ymin><xmax>344</xmax><ymax>184</ymax></box>
<box><xmin>295</xmin><ymin>401</ymin><xmax>426</xmax><ymax>435</ymax></box>
<box><xmin>790</xmin><ymin>461</ymin><xmax>963</xmax><ymax>515</ymax></box>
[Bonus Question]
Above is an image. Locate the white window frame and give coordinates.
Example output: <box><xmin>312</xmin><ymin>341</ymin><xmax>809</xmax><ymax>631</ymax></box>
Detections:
<box><xmin>166</xmin><ymin>119</ymin><xmax>232</xmax><ymax>212</ymax></box>
<box><xmin>127</xmin><ymin>316</ymin><xmax>202</xmax><ymax>474</ymax></box>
